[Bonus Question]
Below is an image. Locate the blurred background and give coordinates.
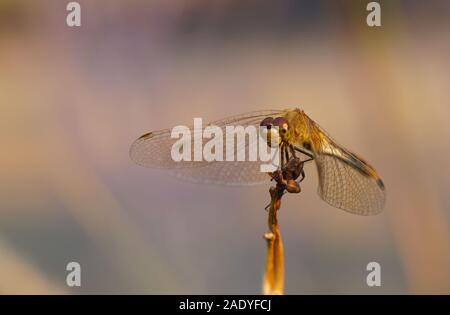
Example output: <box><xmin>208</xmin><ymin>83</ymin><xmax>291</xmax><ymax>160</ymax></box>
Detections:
<box><xmin>1</xmin><ymin>0</ymin><xmax>450</xmax><ymax>294</ymax></box>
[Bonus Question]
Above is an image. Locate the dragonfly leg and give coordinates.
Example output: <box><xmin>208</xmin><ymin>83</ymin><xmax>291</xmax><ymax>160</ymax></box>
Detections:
<box><xmin>288</xmin><ymin>144</ymin><xmax>297</xmax><ymax>159</ymax></box>
<box><xmin>298</xmin><ymin>168</ymin><xmax>306</xmax><ymax>183</ymax></box>
<box><xmin>280</xmin><ymin>144</ymin><xmax>285</xmax><ymax>169</ymax></box>
<box><xmin>294</xmin><ymin>145</ymin><xmax>314</xmax><ymax>159</ymax></box>
<box><xmin>284</xmin><ymin>143</ymin><xmax>290</xmax><ymax>165</ymax></box>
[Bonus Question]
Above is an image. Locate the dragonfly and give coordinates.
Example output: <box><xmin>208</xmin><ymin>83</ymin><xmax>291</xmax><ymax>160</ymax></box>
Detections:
<box><xmin>130</xmin><ymin>108</ymin><xmax>385</xmax><ymax>215</ymax></box>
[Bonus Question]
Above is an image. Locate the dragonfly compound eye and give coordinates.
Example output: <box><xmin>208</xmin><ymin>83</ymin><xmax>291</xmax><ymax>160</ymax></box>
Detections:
<box><xmin>273</xmin><ymin>117</ymin><xmax>290</xmax><ymax>140</ymax></box>
<box><xmin>260</xmin><ymin>117</ymin><xmax>280</xmax><ymax>146</ymax></box>
<box><xmin>260</xmin><ymin>117</ymin><xmax>274</xmax><ymax>129</ymax></box>
<box><xmin>273</xmin><ymin>117</ymin><xmax>289</xmax><ymax>130</ymax></box>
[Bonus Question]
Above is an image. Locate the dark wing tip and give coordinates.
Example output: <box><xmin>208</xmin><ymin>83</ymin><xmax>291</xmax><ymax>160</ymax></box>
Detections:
<box><xmin>130</xmin><ymin>132</ymin><xmax>153</xmax><ymax>164</ymax></box>
<box><xmin>137</xmin><ymin>132</ymin><xmax>154</xmax><ymax>140</ymax></box>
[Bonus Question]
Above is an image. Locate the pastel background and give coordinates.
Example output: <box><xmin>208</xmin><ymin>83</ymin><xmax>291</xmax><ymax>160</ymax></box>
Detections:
<box><xmin>1</xmin><ymin>0</ymin><xmax>449</xmax><ymax>294</ymax></box>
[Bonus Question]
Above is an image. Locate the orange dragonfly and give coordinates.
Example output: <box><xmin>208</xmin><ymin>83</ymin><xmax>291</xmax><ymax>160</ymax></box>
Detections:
<box><xmin>130</xmin><ymin>108</ymin><xmax>385</xmax><ymax>215</ymax></box>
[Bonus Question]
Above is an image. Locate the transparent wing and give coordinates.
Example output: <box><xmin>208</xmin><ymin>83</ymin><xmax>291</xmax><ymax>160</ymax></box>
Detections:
<box><xmin>169</xmin><ymin>158</ymin><xmax>274</xmax><ymax>186</ymax></box>
<box><xmin>308</xmin><ymin>120</ymin><xmax>386</xmax><ymax>215</ymax></box>
<box><xmin>130</xmin><ymin>109</ymin><xmax>284</xmax><ymax>185</ymax></box>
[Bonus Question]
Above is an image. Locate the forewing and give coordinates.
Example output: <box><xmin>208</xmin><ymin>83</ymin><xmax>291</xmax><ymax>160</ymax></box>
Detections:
<box><xmin>309</xmin><ymin>121</ymin><xmax>386</xmax><ymax>215</ymax></box>
<box><xmin>130</xmin><ymin>110</ymin><xmax>284</xmax><ymax>185</ymax></box>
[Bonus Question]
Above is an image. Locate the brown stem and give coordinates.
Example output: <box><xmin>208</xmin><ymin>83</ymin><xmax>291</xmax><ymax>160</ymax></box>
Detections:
<box><xmin>262</xmin><ymin>183</ymin><xmax>285</xmax><ymax>295</ymax></box>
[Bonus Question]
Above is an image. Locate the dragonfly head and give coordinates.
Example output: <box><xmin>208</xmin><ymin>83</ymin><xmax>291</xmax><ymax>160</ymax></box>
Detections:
<box><xmin>273</xmin><ymin>117</ymin><xmax>292</xmax><ymax>142</ymax></box>
<box><xmin>260</xmin><ymin>116</ymin><xmax>292</xmax><ymax>145</ymax></box>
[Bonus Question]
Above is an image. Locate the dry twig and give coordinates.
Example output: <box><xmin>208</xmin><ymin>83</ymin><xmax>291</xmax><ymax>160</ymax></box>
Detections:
<box><xmin>262</xmin><ymin>157</ymin><xmax>305</xmax><ymax>295</ymax></box>
<box><xmin>262</xmin><ymin>182</ymin><xmax>285</xmax><ymax>295</ymax></box>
